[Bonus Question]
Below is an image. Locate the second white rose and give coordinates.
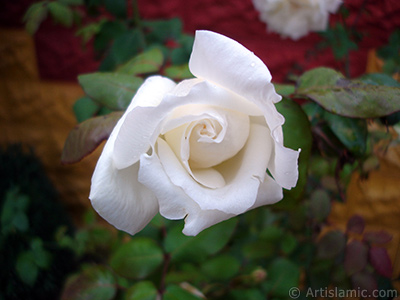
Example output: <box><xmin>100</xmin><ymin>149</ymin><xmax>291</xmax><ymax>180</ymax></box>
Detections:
<box><xmin>253</xmin><ymin>0</ymin><xmax>342</xmax><ymax>40</ymax></box>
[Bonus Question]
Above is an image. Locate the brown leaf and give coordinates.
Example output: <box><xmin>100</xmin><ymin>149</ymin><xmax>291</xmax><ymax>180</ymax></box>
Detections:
<box><xmin>61</xmin><ymin>112</ymin><xmax>123</xmax><ymax>164</ymax></box>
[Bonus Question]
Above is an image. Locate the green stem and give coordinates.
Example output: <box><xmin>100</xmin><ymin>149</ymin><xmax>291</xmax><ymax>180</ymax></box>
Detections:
<box><xmin>131</xmin><ymin>0</ymin><xmax>146</xmax><ymax>49</ymax></box>
<box><xmin>159</xmin><ymin>225</ymin><xmax>170</xmax><ymax>299</ymax></box>
<box><xmin>344</xmin><ymin>52</ymin><xmax>351</xmax><ymax>78</ymax></box>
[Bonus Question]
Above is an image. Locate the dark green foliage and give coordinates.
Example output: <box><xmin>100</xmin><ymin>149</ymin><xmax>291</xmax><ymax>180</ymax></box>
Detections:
<box><xmin>0</xmin><ymin>145</ymin><xmax>76</xmax><ymax>300</ymax></box>
<box><xmin>319</xmin><ymin>23</ymin><xmax>358</xmax><ymax>60</ymax></box>
<box><xmin>377</xmin><ymin>29</ymin><xmax>400</xmax><ymax>75</ymax></box>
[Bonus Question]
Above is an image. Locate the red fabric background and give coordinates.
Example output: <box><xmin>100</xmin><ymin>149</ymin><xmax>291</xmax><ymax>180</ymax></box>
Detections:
<box><xmin>2</xmin><ymin>0</ymin><xmax>400</xmax><ymax>83</ymax></box>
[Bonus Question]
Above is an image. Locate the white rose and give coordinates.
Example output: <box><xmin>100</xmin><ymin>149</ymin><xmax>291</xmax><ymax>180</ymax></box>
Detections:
<box><xmin>89</xmin><ymin>30</ymin><xmax>299</xmax><ymax>236</ymax></box>
<box><xmin>252</xmin><ymin>0</ymin><xmax>342</xmax><ymax>40</ymax></box>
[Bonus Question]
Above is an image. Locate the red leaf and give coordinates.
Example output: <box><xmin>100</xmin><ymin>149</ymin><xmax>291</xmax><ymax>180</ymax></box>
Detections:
<box><xmin>351</xmin><ymin>271</ymin><xmax>378</xmax><ymax>296</ymax></box>
<box><xmin>61</xmin><ymin>112</ymin><xmax>123</xmax><ymax>164</ymax></box>
<box><xmin>317</xmin><ymin>230</ymin><xmax>346</xmax><ymax>259</ymax></box>
<box><xmin>344</xmin><ymin>240</ymin><xmax>368</xmax><ymax>275</ymax></box>
<box><xmin>346</xmin><ymin>215</ymin><xmax>365</xmax><ymax>235</ymax></box>
<box><xmin>363</xmin><ymin>231</ymin><xmax>392</xmax><ymax>245</ymax></box>
<box><xmin>369</xmin><ymin>246</ymin><xmax>393</xmax><ymax>278</ymax></box>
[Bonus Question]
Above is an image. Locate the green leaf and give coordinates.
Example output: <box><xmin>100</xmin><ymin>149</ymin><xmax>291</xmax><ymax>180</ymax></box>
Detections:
<box><xmin>1</xmin><ymin>188</ymin><xmax>30</xmax><ymax>235</ymax></box>
<box><xmin>230</xmin><ymin>289</ymin><xmax>265</xmax><ymax>300</ymax></box>
<box><xmin>104</xmin><ymin>0</ymin><xmax>126</xmax><ymax>19</ymax></box>
<box><xmin>143</xmin><ymin>18</ymin><xmax>182</xmax><ymax>43</ymax></box>
<box><xmin>322</xmin><ymin>111</ymin><xmax>368</xmax><ymax>156</ymax></box>
<box><xmin>73</xmin><ymin>96</ymin><xmax>100</xmax><ymax>123</ymax></box>
<box><xmin>265</xmin><ymin>258</ymin><xmax>300</xmax><ymax>298</ymax></box>
<box><xmin>58</xmin><ymin>0</ymin><xmax>84</xmax><ymax>5</ymax></box>
<box><xmin>260</xmin><ymin>226</ymin><xmax>283</xmax><ymax>240</ymax></box>
<box><xmin>201</xmin><ymin>254</ymin><xmax>240</xmax><ymax>280</ymax></box>
<box><xmin>377</xmin><ymin>29</ymin><xmax>400</xmax><ymax>60</ymax></box>
<box><xmin>125</xmin><ymin>281</ymin><xmax>158</xmax><ymax>300</ymax></box>
<box><xmin>297</xmin><ymin>67</ymin><xmax>400</xmax><ymax>118</ymax></box>
<box><xmin>164</xmin><ymin>218</ymin><xmax>237</xmax><ymax>263</ymax></box>
<box><xmin>359</xmin><ymin>73</ymin><xmax>400</xmax><ymax>87</ymax></box>
<box><xmin>281</xmin><ymin>233</ymin><xmax>298</xmax><ymax>255</ymax></box>
<box><xmin>309</xmin><ymin>259</ymin><xmax>334</xmax><ymax>290</ymax></box>
<box><xmin>93</xmin><ymin>20</ymin><xmax>127</xmax><ymax>53</ymax></box>
<box><xmin>163</xmin><ymin>284</ymin><xmax>203</xmax><ymax>300</ymax></box>
<box><xmin>16</xmin><ymin>252</ymin><xmax>39</xmax><ymax>286</ymax></box>
<box><xmin>308</xmin><ymin>189</ymin><xmax>331</xmax><ymax>221</ymax></box>
<box><xmin>61</xmin><ymin>265</ymin><xmax>116</xmax><ymax>300</ymax></box>
<box><xmin>78</xmin><ymin>72</ymin><xmax>143</xmax><ymax>110</ymax></box>
<box><xmin>242</xmin><ymin>239</ymin><xmax>276</xmax><ymax>259</ymax></box>
<box><xmin>164</xmin><ymin>64</ymin><xmax>193</xmax><ymax>80</ymax></box>
<box><xmin>23</xmin><ymin>2</ymin><xmax>48</xmax><ymax>35</ymax></box>
<box><xmin>165</xmin><ymin>264</ymin><xmax>205</xmax><ymax>284</ymax></box>
<box><xmin>61</xmin><ymin>111</ymin><xmax>123</xmax><ymax>164</ymax></box>
<box><xmin>169</xmin><ymin>34</ymin><xmax>194</xmax><ymax>65</ymax></box>
<box><xmin>99</xmin><ymin>29</ymin><xmax>144</xmax><ymax>71</ymax></box>
<box><xmin>30</xmin><ymin>238</ymin><xmax>51</xmax><ymax>269</ymax></box>
<box><xmin>12</xmin><ymin>212</ymin><xmax>29</xmax><ymax>232</ymax></box>
<box><xmin>98</xmin><ymin>52</ymin><xmax>118</xmax><ymax>72</ymax></box>
<box><xmin>110</xmin><ymin>237</ymin><xmax>163</xmax><ymax>279</ymax></box>
<box><xmin>109</xmin><ymin>30</ymin><xmax>142</xmax><ymax>65</ymax></box>
<box><xmin>241</xmin><ymin>226</ymin><xmax>282</xmax><ymax>259</ymax></box>
<box><xmin>48</xmin><ymin>2</ymin><xmax>74</xmax><ymax>27</ymax></box>
<box><xmin>117</xmin><ymin>48</ymin><xmax>164</xmax><ymax>75</ymax></box>
<box><xmin>170</xmin><ymin>47</ymin><xmax>189</xmax><ymax>65</ymax></box>
<box><xmin>274</xmin><ymin>83</ymin><xmax>295</xmax><ymax>96</ymax></box>
<box><xmin>320</xmin><ymin>24</ymin><xmax>358</xmax><ymax>59</ymax></box>
<box><xmin>76</xmin><ymin>20</ymin><xmax>106</xmax><ymax>44</ymax></box>
<box><xmin>317</xmin><ymin>230</ymin><xmax>346</xmax><ymax>259</ymax></box>
<box><xmin>275</xmin><ymin>97</ymin><xmax>312</xmax><ymax>202</ymax></box>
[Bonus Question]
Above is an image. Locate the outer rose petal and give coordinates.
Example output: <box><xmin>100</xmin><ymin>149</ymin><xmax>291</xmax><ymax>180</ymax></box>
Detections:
<box><xmin>252</xmin><ymin>174</ymin><xmax>283</xmax><ymax>209</ymax></box>
<box><xmin>113</xmin><ymin>76</ymin><xmax>176</xmax><ymax>169</ymax></box>
<box><xmin>189</xmin><ymin>30</ymin><xmax>299</xmax><ymax>189</ymax></box>
<box><xmin>89</xmin><ymin>114</ymin><xmax>159</xmax><ymax>235</ymax></box>
<box><xmin>189</xmin><ymin>31</ymin><xmax>278</xmax><ymax>104</ymax></box>
<box><xmin>139</xmin><ymin>141</ymin><xmax>235</xmax><ymax>236</ymax></box>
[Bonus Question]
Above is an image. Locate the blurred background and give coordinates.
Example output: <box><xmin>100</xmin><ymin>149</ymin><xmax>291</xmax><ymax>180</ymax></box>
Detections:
<box><xmin>1</xmin><ymin>0</ymin><xmax>400</xmax><ymax>299</ymax></box>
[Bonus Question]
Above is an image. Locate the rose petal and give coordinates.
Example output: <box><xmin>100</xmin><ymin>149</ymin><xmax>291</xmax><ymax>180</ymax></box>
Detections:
<box><xmin>182</xmin><ymin>206</ymin><xmax>235</xmax><ymax>236</ymax></box>
<box><xmin>139</xmin><ymin>137</ymin><xmax>281</xmax><ymax>236</ymax></box>
<box><xmin>157</xmin><ymin>121</ymin><xmax>272</xmax><ymax>215</ymax></box>
<box><xmin>138</xmin><ymin>144</ymin><xmax>235</xmax><ymax>236</ymax></box>
<box><xmin>113</xmin><ymin>76</ymin><xmax>176</xmax><ymax>169</ymax></box>
<box><xmin>89</xmin><ymin>116</ymin><xmax>159</xmax><ymax>235</ymax></box>
<box><xmin>189</xmin><ymin>30</ymin><xmax>299</xmax><ymax>189</ymax></box>
<box><xmin>114</xmin><ymin>79</ymin><xmax>262</xmax><ymax>169</ymax></box>
<box><xmin>188</xmin><ymin>110</ymin><xmax>250</xmax><ymax>169</ymax></box>
<box><xmin>126</xmin><ymin>75</ymin><xmax>177</xmax><ymax>111</ymax></box>
<box><xmin>139</xmin><ymin>145</ymin><xmax>193</xmax><ymax>220</ymax></box>
<box><xmin>191</xmin><ymin>168</ymin><xmax>226</xmax><ymax>189</ymax></box>
<box><xmin>189</xmin><ymin>30</ymin><xmax>276</xmax><ymax>103</ymax></box>
<box><xmin>164</xmin><ymin>105</ymin><xmax>250</xmax><ymax>170</ymax></box>
<box><xmin>162</xmin><ymin>115</ymin><xmax>226</xmax><ymax>188</ymax></box>
<box><xmin>252</xmin><ymin>174</ymin><xmax>284</xmax><ymax>209</ymax></box>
